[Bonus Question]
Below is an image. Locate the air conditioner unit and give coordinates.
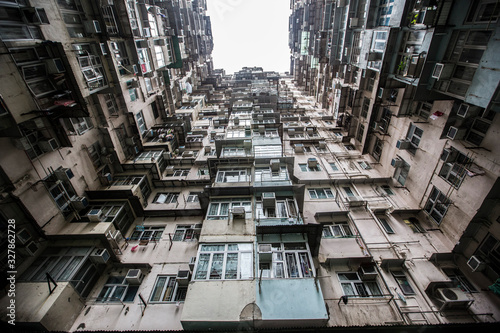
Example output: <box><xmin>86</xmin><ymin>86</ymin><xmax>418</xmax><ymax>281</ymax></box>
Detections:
<box><xmin>232</xmin><ymin>206</ymin><xmax>246</xmax><ymax>219</ymax></box>
<box><xmin>319</xmin><ymin>141</ymin><xmax>326</xmax><ymax>149</ymax></box>
<box><xmin>358</xmin><ymin>265</ymin><xmax>378</xmax><ymax>280</ymax></box>
<box><xmin>90</xmin><ymin>248</ymin><xmax>110</xmax><ymax>264</ymax></box>
<box><xmin>87</xmin><ymin>209</ymin><xmax>103</xmax><ymax>222</ymax></box>
<box><xmin>166</xmin><ymin>165</ymin><xmax>175</xmax><ymax>175</ymax></box>
<box><xmin>431</xmin><ymin>63</ymin><xmax>453</xmax><ymax>80</ymax></box>
<box><xmin>44</xmin><ymin>58</ymin><xmax>65</xmax><ymax>74</ymax></box>
<box><xmin>396</xmin><ymin>139</ymin><xmax>411</xmax><ymax>150</ymax></box>
<box><xmin>204</xmin><ymin>146</ymin><xmax>212</xmax><ymax>153</ymax></box>
<box><xmin>446</xmin><ymin>126</ymin><xmax>467</xmax><ymax>140</ymax></box>
<box><xmin>176</xmin><ymin>270</ymin><xmax>191</xmax><ymax>286</ymax></box>
<box><xmin>130</xmin><ymin>19</ymin><xmax>138</xmax><ymax>30</ymax></box>
<box><xmin>83</xmin><ymin>20</ymin><xmax>102</xmax><ymax>34</ymax></box>
<box><xmin>391</xmin><ymin>157</ymin><xmax>403</xmax><ymax>168</ymax></box>
<box><xmin>132</xmin><ymin>64</ymin><xmax>139</xmax><ymax>75</ymax></box>
<box><xmin>258</xmin><ymin>125</ymin><xmax>265</xmax><ymax>134</ymax></box>
<box><xmin>189</xmin><ymin>256</ymin><xmax>196</xmax><ymax>271</ymax></box>
<box><xmin>270</xmin><ymin>159</ymin><xmax>280</xmax><ymax>171</ymax></box>
<box><xmin>39</xmin><ymin>138</ymin><xmax>59</xmax><ymax>152</ymax></box>
<box><xmin>125</xmin><ymin>137</ymin><xmax>137</xmax><ymax>146</ymax></box>
<box><xmin>143</xmin><ymin>27</ymin><xmax>151</xmax><ymax>37</ymax></box>
<box><xmin>55</xmin><ymin>168</ymin><xmax>74</xmax><ymax>180</ymax></box>
<box><xmin>349</xmin><ymin>17</ymin><xmax>359</xmax><ymax>28</ymax></box>
<box><xmin>244</xmin><ymin>139</ymin><xmax>252</xmax><ymax>148</ymax></box>
<box><xmin>178</xmin><ymin>146</ymin><xmax>185</xmax><ymax>153</ymax></box>
<box><xmin>307</xmin><ymin>127</ymin><xmax>314</xmax><ymax>135</ymax></box>
<box><xmin>258</xmin><ymin>244</ymin><xmax>273</xmax><ymax>262</ymax></box>
<box><xmin>214</xmin><ymin>120</ymin><xmax>220</xmax><ymax>126</ymax></box>
<box><xmin>71</xmin><ymin>196</ymin><xmax>89</xmax><ymax>210</ymax></box>
<box><xmin>288</xmin><ymin>128</ymin><xmax>295</xmax><ymax>135</ymax></box>
<box><xmin>19</xmin><ymin>241</ymin><xmax>39</xmax><ymax>256</ymax></box>
<box><xmin>234</xmin><ymin>117</ymin><xmax>240</xmax><ymax>125</ymax></box>
<box><xmin>294</xmin><ymin>144</ymin><xmax>304</xmax><ymax>153</ymax></box>
<box><xmin>125</xmin><ymin>269</ymin><xmax>143</xmax><ymax>285</ymax></box>
<box><xmin>16</xmin><ymin>228</ymin><xmax>32</xmax><ymax>245</ymax></box>
<box><xmin>467</xmin><ymin>255</ymin><xmax>486</xmax><ymax>272</ymax></box>
<box><xmin>308</xmin><ymin>157</ymin><xmax>318</xmax><ymax>168</ymax></box>
<box><xmin>348</xmin><ymin>196</ymin><xmax>366</xmax><ymax>207</ymax></box>
<box><xmin>262</xmin><ymin>192</ymin><xmax>276</xmax><ymax>208</ymax></box>
<box><xmin>99</xmin><ymin>43</ymin><xmax>107</xmax><ymax>55</ymax></box>
<box><xmin>154</xmin><ymin>39</ymin><xmax>166</xmax><ymax>46</ymax></box>
<box><xmin>457</xmin><ymin>103</ymin><xmax>480</xmax><ymax>118</ymax></box>
<box><xmin>435</xmin><ymin>288</ymin><xmax>472</xmax><ymax>310</ymax></box>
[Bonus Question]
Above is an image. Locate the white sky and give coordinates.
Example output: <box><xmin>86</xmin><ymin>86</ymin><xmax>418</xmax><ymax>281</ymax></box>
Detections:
<box><xmin>207</xmin><ymin>0</ymin><xmax>291</xmax><ymax>74</ymax></box>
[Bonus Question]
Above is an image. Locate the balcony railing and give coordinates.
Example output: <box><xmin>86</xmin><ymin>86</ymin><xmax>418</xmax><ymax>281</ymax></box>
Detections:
<box><xmin>256</xmin><ymin>216</ymin><xmax>303</xmax><ymax>226</ymax></box>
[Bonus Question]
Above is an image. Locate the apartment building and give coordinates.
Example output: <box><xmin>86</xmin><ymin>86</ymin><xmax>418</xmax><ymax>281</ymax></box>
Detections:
<box><xmin>0</xmin><ymin>0</ymin><xmax>499</xmax><ymax>332</ymax></box>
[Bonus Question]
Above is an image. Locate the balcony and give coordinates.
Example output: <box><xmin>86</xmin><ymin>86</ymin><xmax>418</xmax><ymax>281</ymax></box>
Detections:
<box><xmin>256</xmin><ymin>216</ymin><xmax>303</xmax><ymax>226</ymax></box>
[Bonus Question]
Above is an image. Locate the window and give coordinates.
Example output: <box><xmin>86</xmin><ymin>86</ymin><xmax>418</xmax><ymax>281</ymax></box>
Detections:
<box><xmin>19</xmin><ymin>247</ymin><xmax>99</xmax><ymax>298</ymax></box>
<box><xmin>74</xmin><ymin>44</ymin><xmax>107</xmax><ymax>92</ymax></box>
<box><xmin>173</xmin><ymin>225</ymin><xmax>200</xmax><ymax>241</ymax></box>
<box><xmin>330</xmin><ymin>162</ymin><xmax>339</xmax><ymax>171</ymax></box>
<box><xmin>187</xmin><ymin>192</ymin><xmax>199</xmax><ymax>203</ymax></box>
<box><xmin>216</xmin><ymin>169</ymin><xmax>250</xmax><ymax>183</ymax></box>
<box><xmin>198</xmin><ymin>168</ymin><xmax>209</xmax><ymax>175</ymax></box>
<box><xmin>63</xmin><ymin>117</ymin><xmax>93</xmax><ymax>135</ymax></box>
<box><xmin>258</xmin><ymin>243</ymin><xmax>314</xmax><ymax>279</ymax></box>
<box><xmin>416</xmin><ymin>102</ymin><xmax>432</xmax><ymax>120</ymax></box>
<box><xmin>380</xmin><ymin>185</ymin><xmax>394</xmax><ymax>196</ymax></box>
<box><xmin>130</xmin><ymin>226</ymin><xmax>164</xmax><ymax>241</ymax></box>
<box><xmin>466</xmin><ymin>115</ymin><xmax>494</xmax><ymax>146</ymax></box>
<box><xmin>194</xmin><ymin>244</ymin><xmax>253</xmax><ymax>280</ymax></box>
<box><xmin>439</xmin><ymin>149</ymin><xmax>471</xmax><ymax>189</ymax></box>
<box><xmin>104</xmin><ymin>93</ymin><xmax>118</xmax><ymax>115</ymax></box>
<box><xmin>442</xmin><ymin>268</ymin><xmax>477</xmax><ymax>293</ymax></box>
<box><xmin>404</xmin><ymin>217</ymin><xmax>425</xmax><ymax>233</ymax></box>
<box><xmin>356</xmin><ymin>124</ymin><xmax>365</xmax><ymax>142</ymax></box>
<box><xmin>47</xmin><ymin>177</ymin><xmax>76</xmax><ymax>211</ymax></box>
<box><xmin>137</xmin><ymin>48</ymin><xmax>152</xmax><ymax>74</ymax></box>
<box><xmin>149</xmin><ymin>276</ymin><xmax>187</xmax><ymax>303</ymax></box>
<box><xmin>221</xmin><ymin>147</ymin><xmax>246</xmax><ymax>157</ymax></box>
<box><xmin>322</xmin><ymin>223</ymin><xmax>353</xmax><ymax>238</ymax></box>
<box><xmin>153</xmin><ymin>192</ymin><xmax>178</xmax><ymax>204</ymax></box>
<box><xmin>154</xmin><ymin>45</ymin><xmax>165</xmax><ymax>68</ymax></box>
<box><xmin>476</xmin><ymin>234</ymin><xmax>500</xmax><ymax>276</ymax></box>
<box><xmin>299</xmin><ymin>163</ymin><xmax>321</xmax><ymax>172</ymax></box>
<box><xmin>342</xmin><ymin>186</ymin><xmax>355</xmax><ymax>197</ymax></box>
<box><xmin>406</xmin><ymin>123</ymin><xmax>423</xmax><ymax>154</ymax></box>
<box><xmin>361</xmin><ymin>97</ymin><xmax>370</xmax><ymax>118</ymax></box>
<box><xmin>466</xmin><ymin>0</ymin><xmax>500</xmax><ymax>23</ymax></box>
<box><xmin>377</xmin><ymin>216</ymin><xmax>394</xmax><ymax>234</ymax></box>
<box><xmin>309</xmin><ymin>188</ymin><xmax>334</xmax><ymax>199</ymax></box>
<box><xmin>98</xmin><ymin>276</ymin><xmax>139</xmax><ymax>303</ymax></box>
<box><xmin>394</xmin><ymin>159</ymin><xmax>410</xmax><ymax>186</ymax></box>
<box><xmin>80</xmin><ymin>201</ymin><xmax>134</xmax><ymax>234</ymax></box>
<box><xmin>254</xmin><ymin>166</ymin><xmax>289</xmax><ymax>183</ymax></box>
<box><xmin>129</xmin><ymin>88</ymin><xmax>137</xmax><ymax>102</ymax></box>
<box><xmin>424</xmin><ymin>187</ymin><xmax>450</xmax><ymax>225</ymax></box>
<box><xmin>255</xmin><ymin>198</ymin><xmax>298</xmax><ymax>220</ymax></box>
<box><xmin>170</xmin><ymin>169</ymin><xmax>189</xmax><ymax>177</ymax></box>
<box><xmin>136</xmin><ymin>111</ymin><xmax>146</xmax><ymax>135</ymax></box>
<box><xmin>391</xmin><ymin>271</ymin><xmax>415</xmax><ymax>295</ymax></box>
<box><xmin>207</xmin><ymin>198</ymin><xmax>252</xmax><ymax>220</ymax></box>
<box><xmin>338</xmin><ymin>272</ymin><xmax>382</xmax><ymax>297</ymax></box>
<box><xmin>358</xmin><ymin>161</ymin><xmax>371</xmax><ymax>170</ymax></box>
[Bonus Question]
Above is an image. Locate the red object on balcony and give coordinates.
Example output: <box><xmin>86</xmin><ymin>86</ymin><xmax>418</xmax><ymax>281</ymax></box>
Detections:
<box><xmin>54</xmin><ymin>100</ymin><xmax>76</xmax><ymax>107</ymax></box>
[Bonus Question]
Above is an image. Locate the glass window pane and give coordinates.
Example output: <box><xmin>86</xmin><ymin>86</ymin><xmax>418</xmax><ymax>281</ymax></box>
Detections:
<box><xmin>150</xmin><ymin>276</ymin><xmax>166</xmax><ymax>302</ymax></box>
<box><xmin>225</xmin><ymin>253</ymin><xmax>238</xmax><ymax>279</ymax></box>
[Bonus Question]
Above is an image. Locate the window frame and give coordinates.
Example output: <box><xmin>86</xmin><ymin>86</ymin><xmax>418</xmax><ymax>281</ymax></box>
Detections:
<box><xmin>391</xmin><ymin>270</ymin><xmax>415</xmax><ymax>295</ymax></box>
<box><xmin>424</xmin><ymin>187</ymin><xmax>450</xmax><ymax>225</ymax></box>
<box><xmin>97</xmin><ymin>276</ymin><xmax>139</xmax><ymax>303</ymax></box>
<box><xmin>149</xmin><ymin>275</ymin><xmax>187</xmax><ymax>303</ymax></box>
<box><xmin>308</xmin><ymin>188</ymin><xmax>335</xmax><ymax>199</ymax></box>
<box><xmin>322</xmin><ymin>222</ymin><xmax>353</xmax><ymax>238</ymax></box>
<box><xmin>153</xmin><ymin>192</ymin><xmax>178</xmax><ymax>204</ymax></box>
<box><xmin>338</xmin><ymin>272</ymin><xmax>382</xmax><ymax>297</ymax></box>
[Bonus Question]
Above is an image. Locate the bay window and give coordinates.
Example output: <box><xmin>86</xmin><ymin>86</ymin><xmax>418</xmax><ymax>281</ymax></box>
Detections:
<box><xmin>194</xmin><ymin>244</ymin><xmax>253</xmax><ymax>280</ymax></box>
<box><xmin>258</xmin><ymin>242</ymin><xmax>314</xmax><ymax>279</ymax></box>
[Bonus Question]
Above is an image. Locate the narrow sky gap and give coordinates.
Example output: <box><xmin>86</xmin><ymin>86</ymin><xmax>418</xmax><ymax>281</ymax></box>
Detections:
<box><xmin>207</xmin><ymin>0</ymin><xmax>291</xmax><ymax>74</ymax></box>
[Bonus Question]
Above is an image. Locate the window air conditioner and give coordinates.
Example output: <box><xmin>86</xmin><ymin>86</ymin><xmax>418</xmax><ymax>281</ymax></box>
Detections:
<box><xmin>319</xmin><ymin>141</ymin><xmax>326</xmax><ymax>149</ymax></box>
<box><xmin>176</xmin><ymin>270</ymin><xmax>191</xmax><ymax>286</ymax></box>
<box><xmin>258</xmin><ymin>125</ymin><xmax>265</xmax><ymax>134</ymax></box>
<box><xmin>234</xmin><ymin>117</ymin><xmax>240</xmax><ymax>125</ymax></box>
<box><xmin>431</xmin><ymin>63</ymin><xmax>453</xmax><ymax>80</ymax></box>
<box><xmin>348</xmin><ymin>196</ymin><xmax>366</xmax><ymax>207</ymax></box>
<box><xmin>270</xmin><ymin>159</ymin><xmax>280</xmax><ymax>172</ymax></box>
<box><xmin>39</xmin><ymin>138</ymin><xmax>59</xmax><ymax>152</ymax></box>
<box><xmin>294</xmin><ymin>144</ymin><xmax>304</xmax><ymax>153</ymax></box>
<box><xmin>457</xmin><ymin>103</ymin><xmax>479</xmax><ymax>118</ymax></box>
<box><xmin>90</xmin><ymin>248</ymin><xmax>110</xmax><ymax>264</ymax></box>
<box><xmin>396</xmin><ymin>139</ymin><xmax>411</xmax><ymax>150</ymax></box>
<box><xmin>125</xmin><ymin>137</ymin><xmax>137</xmax><ymax>146</ymax></box>
<box><xmin>232</xmin><ymin>206</ymin><xmax>246</xmax><ymax>219</ymax></box>
<box><xmin>189</xmin><ymin>256</ymin><xmax>196</xmax><ymax>271</ymax></box>
<box><xmin>71</xmin><ymin>196</ymin><xmax>89</xmax><ymax>210</ymax></box>
<box><xmin>308</xmin><ymin>157</ymin><xmax>318</xmax><ymax>168</ymax></box>
<box><xmin>244</xmin><ymin>139</ymin><xmax>252</xmax><ymax>148</ymax></box>
<box><xmin>257</xmin><ymin>114</ymin><xmax>264</xmax><ymax>121</ymax></box>
<box><xmin>446</xmin><ymin>126</ymin><xmax>467</xmax><ymax>140</ymax></box>
<box><xmin>86</xmin><ymin>209</ymin><xmax>103</xmax><ymax>222</ymax></box>
<box><xmin>262</xmin><ymin>192</ymin><xmax>276</xmax><ymax>208</ymax></box>
<box><xmin>288</xmin><ymin>128</ymin><xmax>295</xmax><ymax>135</ymax></box>
<box><xmin>358</xmin><ymin>265</ymin><xmax>378</xmax><ymax>280</ymax></box>
<box><xmin>204</xmin><ymin>146</ymin><xmax>212</xmax><ymax>153</ymax></box>
<box><xmin>258</xmin><ymin>244</ymin><xmax>273</xmax><ymax>262</ymax></box>
<box><xmin>143</xmin><ymin>27</ymin><xmax>151</xmax><ymax>37</ymax></box>
<box><xmin>349</xmin><ymin>17</ymin><xmax>359</xmax><ymax>28</ymax></box>
<box><xmin>440</xmin><ymin>148</ymin><xmax>457</xmax><ymax>163</ymax></box>
<box><xmin>467</xmin><ymin>255</ymin><xmax>486</xmax><ymax>272</ymax></box>
<box><xmin>391</xmin><ymin>157</ymin><xmax>403</xmax><ymax>168</ymax></box>
<box><xmin>125</xmin><ymin>269</ymin><xmax>143</xmax><ymax>285</ymax></box>
<box><xmin>435</xmin><ymin>288</ymin><xmax>472</xmax><ymax>310</ymax></box>
<box><xmin>54</xmin><ymin>168</ymin><xmax>74</xmax><ymax>181</ymax></box>
<box><xmin>166</xmin><ymin>165</ymin><xmax>175</xmax><ymax>175</ymax></box>
<box><xmin>154</xmin><ymin>38</ymin><xmax>166</xmax><ymax>46</ymax></box>
<box><xmin>83</xmin><ymin>20</ymin><xmax>102</xmax><ymax>34</ymax></box>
